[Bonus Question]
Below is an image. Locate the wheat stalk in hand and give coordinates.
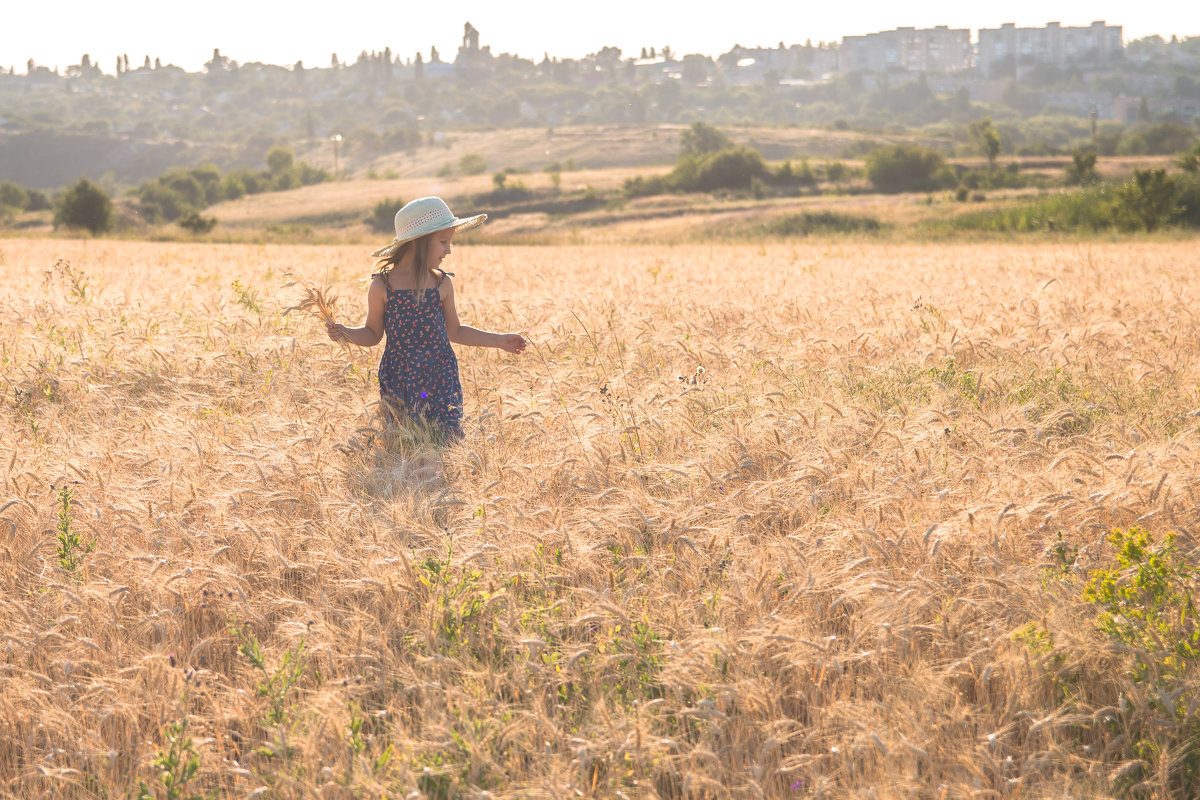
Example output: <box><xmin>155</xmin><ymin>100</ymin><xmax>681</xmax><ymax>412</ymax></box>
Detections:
<box><xmin>282</xmin><ymin>271</ymin><xmax>348</xmax><ymax>346</ymax></box>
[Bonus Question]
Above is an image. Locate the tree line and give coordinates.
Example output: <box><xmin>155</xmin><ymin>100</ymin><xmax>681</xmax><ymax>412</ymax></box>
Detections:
<box><xmin>0</xmin><ymin>145</ymin><xmax>330</xmax><ymax>234</ymax></box>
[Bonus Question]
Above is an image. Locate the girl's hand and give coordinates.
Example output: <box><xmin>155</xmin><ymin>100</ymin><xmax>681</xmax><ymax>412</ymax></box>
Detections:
<box><xmin>498</xmin><ymin>333</ymin><xmax>526</xmax><ymax>354</ymax></box>
<box><xmin>326</xmin><ymin>321</ymin><xmax>347</xmax><ymax>342</ymax></box>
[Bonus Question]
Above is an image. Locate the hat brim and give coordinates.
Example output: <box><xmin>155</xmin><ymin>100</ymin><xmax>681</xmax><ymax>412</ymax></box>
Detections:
<box><xmin>369</xmin><ymin>213</ymin><xmax>487</xmax><ymax>259</ymax></box>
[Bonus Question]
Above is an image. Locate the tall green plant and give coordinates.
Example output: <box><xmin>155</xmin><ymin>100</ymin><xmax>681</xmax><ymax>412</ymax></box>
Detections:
<box><xmin>54</xmin><ymin>485</ymin><xmax>95</xmax><ymax>573</ymax></box>
<box><xmin>1082</xmin><ymin>528</ymin><xmax>1200</xmax><ymax>796</ymax></box>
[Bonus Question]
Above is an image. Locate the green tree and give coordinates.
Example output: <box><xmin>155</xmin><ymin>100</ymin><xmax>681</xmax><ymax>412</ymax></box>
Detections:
<box><xmin>1064</xmin><ymin>149</ymin><xmax>1100</xmax><ymax>185</ymax></box>
<box><xmin>1179</xmin><ymin>139</ymin><xmax>1200</xmax><ymax>173</ymax></box>
<box><xmin>25</xmin><ymin>190</ymin><xmax>52</xmax><ymax>212</ymax></box>
<box><xmin>55</xmin><ymin>178</ymin><xmax>112</xmax><ymax>234</ymax></box>
<box><xmin>679</xmin><ymin>121</ymin><xmax>733</xmax><ymax>158</ymax></box>
<box><xmin>266</xmin><ymin>146</ymin><xmax>295</xmax><ymax>175</ymax></box>
<box><xmin>865</xmin><ymin>144</ymin><xmax>949</xmax><ymax>193</ymax></box>
<box><xmin>1112</xmin><ymin>168</ymin><xmax>1178</xmax><ymax>232</ymax></box>
<box><xmin>0</xmin><ymin>181</ymin><xmax>29</xmax><ymax>210</ymax></box>
<box><xmin>459</xmin><ymin>153</ymin><xmax>487</xmax><ymax>175</ymax></box>
<box><xmin>968</xmin><ymin>117</ymin><xmax>1002</xmax><ymax>170</ymax></box>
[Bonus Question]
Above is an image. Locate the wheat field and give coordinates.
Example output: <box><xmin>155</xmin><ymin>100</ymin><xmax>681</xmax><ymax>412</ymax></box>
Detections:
<box><xmin>2</xmin><ymin>236</ymin><xmax>1199</xmax><ymax>799</ymax></box>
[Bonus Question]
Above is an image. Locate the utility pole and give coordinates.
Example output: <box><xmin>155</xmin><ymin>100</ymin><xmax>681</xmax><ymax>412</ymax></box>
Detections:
<box><xmin>330</xmin><ymin>133</ymin><xmax>343</xmax><ymax>178</ymax></box>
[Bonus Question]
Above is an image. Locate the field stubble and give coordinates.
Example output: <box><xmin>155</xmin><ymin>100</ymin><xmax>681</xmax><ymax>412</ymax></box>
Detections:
<box><xmin>1</xmin><ymin>237</ymin><xmax>1199</xmax><ymax>798</ymax></box>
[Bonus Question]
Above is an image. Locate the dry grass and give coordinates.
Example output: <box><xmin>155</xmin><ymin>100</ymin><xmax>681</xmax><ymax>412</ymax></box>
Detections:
<box><xmin>2</xmin><ymin>236</ymin><xmax>1200</xmax><ymax>799</ymax></box>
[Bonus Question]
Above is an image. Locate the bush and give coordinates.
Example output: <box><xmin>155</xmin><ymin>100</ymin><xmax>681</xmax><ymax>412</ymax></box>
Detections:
<box><xmin>25</xmin><ymin>189</ymin><xmax>52</xmax><ymax>211</ymax></box>
<box><xmin>824</xmin><ymin>161</ymin><xmax>849</xmax><ymax>183</ymax></box>
<box><xmin>623</xmin><ymin>145</ymin><xmax>769</xmax><ymax>197</ymax></box>
<box><xmin>865</xmin><ymin>143</ymin><xmax>950</xmax><ymax>193</ymax></box>
<box><xmin>1111</xmin><ymin>168</ymin><xmax>1177</xmax><ymax>232</ymax></box>
<box><xmin>679</xmin><ymin>121</ymin><xmax>733</xmax><ymax>158</ymax></box>
<box><xmin>772</xmin><ymin>160</ymin><xmax>817</xmax><ymax>191</ymax></box>
<box><xmin>178</xmin><ymin>213</ymin><xmax>217</xmax><ymax>234</ymax></box>
<box><xmin>367</xmin><ymin>198</ymin><xmax>403</xmax><ymax>234</ymax></box>
<box><xmin>1064</xmin><ymin>149</ymin><xmax>1100</xmax><ymax>186</ymax></box>
<box><xmin>1080</xmin><ymin>528</ymin><xmax>1200</xmax><ymax>796</ymax></box>
<box><xmin>266</xmin><ymin>146</ymin><xmax>295</xmax><ymax>174</ymax></box>
<box><xmin>763</xmin><ymin>211</ymin><xmax>883</xmax><ymax>236</ymax></box>
<box><xmin>0</xmin><ymin>181</ymin><xmax>29</xmax><ymax>211</ymax></box>
<box><xmin>55</xmin><ymin>178</ymin><xmax>112</xmax><ymax>234</ymax></box>
<box><xmin>948</xmin><ymin>169</ymin><xmax>1197</xmax><ymax>234</ymax></box>
<box><xmin>221</xmin><ymin>173</ymin><xmax>247</xmax><ymax>201</ymax></box>
<box><xmin>459</xmin><ymin>153</ymin><xmax>487</xmax><ymax>176</ymax></box>
<box><xmin>623</xmin><ymin>174</ymin><xmax>670</xmax><ymax>198</ymax></box>
<box><xmin>683</xmin><ymin>146</ymin><xmax>769</xmax><ymax>192</ymax></box>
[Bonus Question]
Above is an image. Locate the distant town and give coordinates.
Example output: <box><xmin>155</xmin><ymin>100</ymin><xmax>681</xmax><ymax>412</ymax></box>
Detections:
<box><xmin>9</xmin><ymin>20</ymin><xmax>1199</xmax><ymax>123</ymax></box>
<box><xmin>3</xmin><ymin>19</ymin><xmax>1199</xmax><ymax>190</ymax></box>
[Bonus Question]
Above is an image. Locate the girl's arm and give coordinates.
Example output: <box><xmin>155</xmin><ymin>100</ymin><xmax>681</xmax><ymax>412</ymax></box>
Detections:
<box><xmin>441</xmin><ymin>276</ymin><xmax>525</xmax><ymax>353</ymax></box>
<box><xmin>326</xmin><ymin>276</ymin><xmax>386</xmax><ymax>347</ymax></box>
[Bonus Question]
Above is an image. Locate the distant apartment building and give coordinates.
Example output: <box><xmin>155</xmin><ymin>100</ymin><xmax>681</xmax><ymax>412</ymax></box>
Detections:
<box><xmin>977</xmin><ymin>21</ymin><xmax>1123</xmax><ymax>78</ymax></box>
<box><xmin>838</xmin><ymin>26</ymin><xmax>972</xmax><ymax>74</ymax></box>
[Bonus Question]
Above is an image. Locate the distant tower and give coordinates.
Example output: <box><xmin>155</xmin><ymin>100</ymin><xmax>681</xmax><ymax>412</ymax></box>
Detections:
<box><xmin>463</xmin><ymin>22</ymin><xmax>480</xmax><ymax>53</ymax></box>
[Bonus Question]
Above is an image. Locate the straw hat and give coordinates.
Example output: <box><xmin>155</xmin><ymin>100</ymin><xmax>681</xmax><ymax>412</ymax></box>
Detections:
<box><xmin>370</xmin><ymin>197</ymin><xmax>487</xmax><ymax>258</ymax></box>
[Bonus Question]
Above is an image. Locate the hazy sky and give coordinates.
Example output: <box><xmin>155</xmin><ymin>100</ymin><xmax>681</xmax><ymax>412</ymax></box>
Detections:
<box><xmin>4</xmin><ymin>0</ymin><xmax>1198</xmax><ymax>73</ymax></box>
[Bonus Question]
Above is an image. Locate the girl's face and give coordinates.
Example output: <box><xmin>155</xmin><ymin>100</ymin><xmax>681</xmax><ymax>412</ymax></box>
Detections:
<box><xmin>426</xmin><ymin>229</ymin><xmax>455</xmax><ymax>269</ymax></box>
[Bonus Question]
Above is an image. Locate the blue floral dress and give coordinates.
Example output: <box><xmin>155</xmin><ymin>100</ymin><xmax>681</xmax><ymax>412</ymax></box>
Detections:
<box><xmin>377</xmin><ymin>271</ymin><xmax>463</xmax><ymax>437</ymax></box>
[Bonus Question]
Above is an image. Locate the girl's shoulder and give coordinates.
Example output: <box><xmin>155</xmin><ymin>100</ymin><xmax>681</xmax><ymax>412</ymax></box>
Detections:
<box><xmin>367</xmin><ymin>273</ymin><xmax>393</xmax><ymax>301</ymax></box>
<box><xmin>433</xmin><ymin>269</ymin><xmax>455</xmax><ymax>292</ymax></box>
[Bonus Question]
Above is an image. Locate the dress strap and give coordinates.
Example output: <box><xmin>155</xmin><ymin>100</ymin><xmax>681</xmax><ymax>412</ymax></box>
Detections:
<box><xmin>436</xmin><ymin>270</ymin><xmax>455</xmax><ymax>287</ymax></box>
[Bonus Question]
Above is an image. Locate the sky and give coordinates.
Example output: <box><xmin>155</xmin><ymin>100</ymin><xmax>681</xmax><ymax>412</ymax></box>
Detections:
<box><xmin>3</xmin><ymin>0</ymin><xmax>1198</xmax><ymax>74</ymax></box>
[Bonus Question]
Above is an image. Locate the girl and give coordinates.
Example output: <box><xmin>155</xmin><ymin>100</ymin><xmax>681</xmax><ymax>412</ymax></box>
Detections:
<box><xmin>326</xmin><ymin>196</ymin><xmax>525</xmax><ymax>438</ymax></box>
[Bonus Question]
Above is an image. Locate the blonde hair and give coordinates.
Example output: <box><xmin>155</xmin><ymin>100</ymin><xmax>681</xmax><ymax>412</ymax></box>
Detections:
<box><xmin>373</xmin><ymin>233</ymin><xmax>435</xmax><ymax>298</ymax></box>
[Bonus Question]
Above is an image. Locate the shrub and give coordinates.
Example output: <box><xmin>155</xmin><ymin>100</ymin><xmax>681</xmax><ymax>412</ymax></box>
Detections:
<box><xmin>1064</xmin><ymin>149</ymin><xmax>1100</xmax><ymax>185</ymax></box>
<box><xmin>1081</xmin><ymin>528</ymin><xmax>1200</xmax><ymax>795</ymax></box>
<box><xmin>459</xmin><ymin>153</ymin><xmax>487</xmax><ymax>176</ymax></box>
<box><xmin>824</xmin><ymin>161</ymin><xmax>849</xmax><ymax>183</ymax></box>
<box><xmin>865</xmin><ymin>143</ymin><xmax>950</xmax><ymax>193</ymax></box>
<box><xmin>1111</xmin><ymin>168</ymin><xmax>1177</xmax><ymax>232</ymax></box>
<box><xmin>683</xmin><ymin>146</ymin><xmax>769</xmax><ymax>192</ymax></box>
<box><xmin>25</xmin><ymin>189</ymin><xmax>52</xmax><ymax>211</ymax></box>
<box><xmin>763</xmin><ymin>211</ymin><xmax>883</xmax><ymax>236</ymax></box>
<box><xmin>55</xmin><ymin>178</ymin><xmax>112</xmax><ymax>234</ymax></box>
<box><xmin>220</xmin><ymin>173</ymin><xmax>247</xmax><ymax>201</ymax></box>
<box><xmin>178</xmin><ymin>213</ymin><xmax>217</xmax><ymax>234</ymax></box>
<box><xmin>1179</xmin><ymin>138</ymin><xmax>1200</xmax><ymax>173</ymax></box>
<box><xmin>0</xmin><ymin>181</ymin><xmax>29</xmax><ymax>211</ymax></box>
<box><xmin>948</xmin><ymin>169</ymin><xmax>1196</xmax><ymax>234</ymax></box>
<box><xmin>622</xmin><ymin>174</ymin><xmax>669</xmax><ymax>198</ymax></box>
<box><xmin>679</xmin><ymin>121</ymin><xmax>733</xmax><ymax>158</ymax></box>
<box><xmin>772</xmin><ymin>159</ymin><xmax>817</xmax><ymax>190</ymax></box>
<box><xmin>367</xmin><ymin>198</ymin><xmax>403</xmax><ymax>234</ymax></box>
<box><xmin>266</xmin><ymin>145</ymin><xmax>295</xmax><ymax>174</ymax></box>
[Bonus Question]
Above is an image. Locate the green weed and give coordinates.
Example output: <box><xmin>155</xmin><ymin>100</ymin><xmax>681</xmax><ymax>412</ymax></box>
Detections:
<box><xmin>54</xmin><ymin>485</ymin><xmax>94</xmax><ymax>573</ymax></box>
<box><xmin>137</xmin><ymin>717</ymin><xmax>213</xmax><ymax>800</ymax></box>
<box><xmin>231</xmin><ymin>624</ymin><xmax>307</xmax><ymax>730</ymax></box>
<box><xmin>231</xmin><ymin>280</ymin><xmax>262</xmax><ymax>313</ymax></box>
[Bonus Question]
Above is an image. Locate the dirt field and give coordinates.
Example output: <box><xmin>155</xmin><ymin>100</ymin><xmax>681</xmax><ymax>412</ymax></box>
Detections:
<box><xmin>2</xmin><ymin>236</ymin><xmax>1199</xmax><ymax>798</ymax></box>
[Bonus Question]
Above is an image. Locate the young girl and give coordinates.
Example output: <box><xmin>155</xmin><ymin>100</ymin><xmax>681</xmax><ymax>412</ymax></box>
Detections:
<box><xmin>326</xmin><ymin>196</ymin><xmax>525</xmax><ymax>438</ymax></box>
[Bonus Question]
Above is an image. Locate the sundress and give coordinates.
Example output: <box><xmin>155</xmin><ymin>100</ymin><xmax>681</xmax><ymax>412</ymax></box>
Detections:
<box><xmin>377</xmin><ymin>271</ymin><xmax>463</xmax><ymax>437</ymax></box>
